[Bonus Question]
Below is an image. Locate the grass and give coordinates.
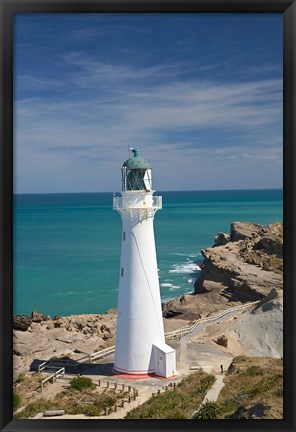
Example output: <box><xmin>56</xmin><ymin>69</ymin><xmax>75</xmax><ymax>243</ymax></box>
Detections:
<box><xmin>13</xmin><ymin>393</ymin><xmax>21</xmax><ymax>411</ymax></box>
<box><xmin>126</xmin><ymin>370</ymin><xmax>215</xmax><ymax>419</ymax></box>
<box><xmin>14</xmin><ymin>373</ymin><xmax>45</xmax><ymax>408</ymax></box>
<box><xmin>15</xmin><ymin>373</ymin><xmax>26</xmax><ymax>384</ymax></box>
<box><xmin>199</xmin><ymin>356</ymin><xmax>283</xmax><ymax>419</ymax></box>
<box><xmin>14</xmin><ymin>377</ymin><xmax>128</xmax><ymax>419</ymax></box>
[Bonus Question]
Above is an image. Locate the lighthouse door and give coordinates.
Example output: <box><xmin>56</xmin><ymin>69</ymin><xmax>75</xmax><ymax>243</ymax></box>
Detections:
<box><xmin>156</xmin><ymin>353</ymin><xmax>163</xmax><ymax>376</ymax></box>
<box><xmin>153</xmin><ymin>345</ymin><xmax>166</xmax><ymax>377</ymax></box>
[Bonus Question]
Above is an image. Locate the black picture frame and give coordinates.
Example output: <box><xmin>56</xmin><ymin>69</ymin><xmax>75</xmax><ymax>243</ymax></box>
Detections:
<box><xmin>0</xmin><ymin>1</ymin><xmax>295</xmax><ymax>431</ymax></box>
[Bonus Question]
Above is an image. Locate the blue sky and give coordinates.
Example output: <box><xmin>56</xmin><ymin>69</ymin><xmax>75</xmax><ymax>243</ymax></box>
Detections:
<box><xmin>14</xmin><ymin>13</ymin><xmax>283</xmax><ymax>193</ymax></box>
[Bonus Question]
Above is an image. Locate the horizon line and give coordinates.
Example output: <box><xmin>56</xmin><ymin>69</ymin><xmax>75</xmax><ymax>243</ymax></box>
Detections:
<box><xmin>14</xmin><ymin>187</ymin><xmax>283</xmax><ymax>196</ymax></box>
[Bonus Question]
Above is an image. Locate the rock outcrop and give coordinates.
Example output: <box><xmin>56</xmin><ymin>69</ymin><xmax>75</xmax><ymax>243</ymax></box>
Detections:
<box><xmin>13</xmin><ymin>315</ymin><xmax>32</xmax><ymax>331</ymax></box>
<box><xmin>192</xmin><ymin>294</ymin><xmax>283</xmax><ymax>358</ymax></box>
<box><xmin>13</xmin><ymin>310</ymin><xmax>117</xmax><ymax>380</ymax></box>
<box><xmin>194</xmin><ymin>222</ymin><xmax>283</xmax><ymax>302</ymax></box>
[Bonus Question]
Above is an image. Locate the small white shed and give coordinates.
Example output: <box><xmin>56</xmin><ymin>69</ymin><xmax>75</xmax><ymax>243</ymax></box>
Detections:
<box><xmin>153</xmin><ymin>343</ymin><xmax>176</xmax><ymax>378</ymax></box>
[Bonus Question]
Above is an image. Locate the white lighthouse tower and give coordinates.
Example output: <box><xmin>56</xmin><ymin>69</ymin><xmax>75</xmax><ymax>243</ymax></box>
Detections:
<box><xmin>113</xmin><ymin>148</ymin><xmax>176</xmax><ymax>378</ymax></box>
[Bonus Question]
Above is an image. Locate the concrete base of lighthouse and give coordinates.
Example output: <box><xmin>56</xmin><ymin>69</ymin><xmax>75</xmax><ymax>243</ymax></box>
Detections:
<box><xmin>113</xmin><ymin>343</ymin><xmax>176</xmax><ymax>379</ymax></box>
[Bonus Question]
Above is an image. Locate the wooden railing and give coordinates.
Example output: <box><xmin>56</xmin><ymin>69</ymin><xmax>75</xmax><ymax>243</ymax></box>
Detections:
<box><xmin>38</xmin><ymin>361</ymin><xmax>49</xmax><ymax>373</ymax></box>
<box><xmin>40</xmin><ymin>367</ymin><xmax>65</xmax><ymax>392</ymax></box>
<box><xmin>164</xmin><ymin>300</ymin><xmax>259</xmax><ymax>341</ymax></box>
<box><xmin>78</xmin><ymin>345</ymin><xmax>116</xmax><ymax>364</ymax></box>
<box><xmin>76</xmin><ymin>301</ymin><xmax>258</xmax><ymax>364</ymax></box>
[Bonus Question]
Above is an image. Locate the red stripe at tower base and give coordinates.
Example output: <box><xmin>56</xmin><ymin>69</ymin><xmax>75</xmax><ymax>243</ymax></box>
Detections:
<box><xmin>112</xmin><ymin>367</ymin><xmax>166</xmax><ymax>380</ymax></box>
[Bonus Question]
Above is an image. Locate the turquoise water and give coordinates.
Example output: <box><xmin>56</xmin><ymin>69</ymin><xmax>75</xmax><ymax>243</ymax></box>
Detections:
<box><xmin>13</xmin><ymin>189</ymin><xmax>283</xmax><ymax>316</ymax></box>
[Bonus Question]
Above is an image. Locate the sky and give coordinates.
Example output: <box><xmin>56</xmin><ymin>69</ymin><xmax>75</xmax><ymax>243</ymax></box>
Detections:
<box><xmin>14</xmin><ymin>13</ymin><xmax>283</xmax><ymax>193</ymax></box>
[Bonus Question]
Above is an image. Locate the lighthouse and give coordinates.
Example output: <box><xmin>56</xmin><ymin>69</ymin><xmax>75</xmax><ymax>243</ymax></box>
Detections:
<box><xmin>113</xmin><ymin>148</ymin><xmax>176</xmax><ymax>378</ymax></box>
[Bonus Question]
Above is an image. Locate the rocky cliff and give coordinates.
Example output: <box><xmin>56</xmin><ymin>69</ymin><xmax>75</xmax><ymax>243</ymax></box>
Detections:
<box><xmin>162</xmin><ymin>222</ymin><xmax>283</xmax><ymax>320</ymax></box>
<box><xmin>194</xmin><ymin>221</ymin><xmax>283</xmax><ymax>301</ymax></box>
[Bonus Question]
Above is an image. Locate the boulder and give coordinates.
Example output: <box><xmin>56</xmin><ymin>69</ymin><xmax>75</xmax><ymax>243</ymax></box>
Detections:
<box><xmin>31</xmin><ymin>310</ymin><xmax>44</xmax><ymax>323</ymax></box>
<box><xmin>53</xmin><ymin>319</ymin><xmax>64</xmax><ymax>328</ymax></box>
<box><xmin>215</xmin><ymin>334</ymin><xmax>228</xmax><ymax>347</ymax></box>
<box><xmin>72</xmin><ymin>317</ymin><xmax>86</xmax><ymax>330</ymax></box>
<box><xmin>230</xmin><ymin>222</ymin><xmax>263</xmax><ymax>242</ymax></box>
<box><xmin>13</xmin><ymin>315</ymin><xmax>32</xmax><ymax>331</ymax></box>
<box><xmin>214</xmin><ymin>232</ymin><xmax>230</xmax><ymax>246</ymax></box>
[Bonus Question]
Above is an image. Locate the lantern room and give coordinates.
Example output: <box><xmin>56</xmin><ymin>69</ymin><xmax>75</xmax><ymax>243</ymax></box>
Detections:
<box><xmin>122</xmin><ymin>148</ymin><xmax>152</xmax><ymax>192</ymax></box>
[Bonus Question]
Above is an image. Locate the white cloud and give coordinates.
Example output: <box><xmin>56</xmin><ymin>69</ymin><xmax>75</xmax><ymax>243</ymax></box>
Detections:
<box><xmin>14</xmin><ymin>57</ymin><xmax>283</xmax><ymax>193</ymax></box>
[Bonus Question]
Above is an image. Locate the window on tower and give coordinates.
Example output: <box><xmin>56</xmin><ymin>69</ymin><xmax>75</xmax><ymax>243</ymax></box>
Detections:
<box><xmin>121</xmin><ymin>267</ymin><xmax>124</xmax><ymax>277</ymax></box>
<box><xmin>122</xmin><ymin>168</ymin><xmax>152</xmax><ymax>191</ymax></box>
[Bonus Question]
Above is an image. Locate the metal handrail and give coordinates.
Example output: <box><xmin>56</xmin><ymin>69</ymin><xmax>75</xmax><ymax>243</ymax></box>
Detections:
<box><xmin>113</xmin><ymin>195</ymin><xmax>162</xmax><ymax>210</ymax></box>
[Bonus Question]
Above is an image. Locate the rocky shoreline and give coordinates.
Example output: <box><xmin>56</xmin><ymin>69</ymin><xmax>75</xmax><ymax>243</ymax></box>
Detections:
<box><xmin>162</xmin><ymin>221</ymin><xmax>283</xmax><ymax>320</ymax></box>
<box><xmin>13</xmin><ymin>221</ymin><xmax>283</xmax><ymax>380</ymax></box>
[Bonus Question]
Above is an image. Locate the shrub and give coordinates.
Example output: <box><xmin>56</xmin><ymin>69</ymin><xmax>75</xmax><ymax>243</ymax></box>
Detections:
<box><xmin>13</xmin><ymin>393</ymin><xmax>21</xmax><ymax>411</ymax></box>
<box><xmin>195</xmin><ymin>401</ymin><xmax>223</xmax><ymax>419</ymax></box>
<box><xmin>70</xmin><ymin>376</ymin><xmax>95</xmax><ymax>391</ymax></box>
<box><xmin>15</xmin><ymin>373</ymin><xmax>26</xmax><ymax>384</ymax></box>
<box><xmin>82</xmin><ymin>405</ymin><xmax>102</xmax><ymax>416</ymax></box>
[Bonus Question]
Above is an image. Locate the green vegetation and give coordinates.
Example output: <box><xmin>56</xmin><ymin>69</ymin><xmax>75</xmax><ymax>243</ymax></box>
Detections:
<box><xmin>15</xmin><ymin>373</ymin><xmax>26</xmax><ymax>384</ymax></box>
<box><xmin>245</xmin><ymin>365</ymin><xmax>264</xmax><ymax>377</ymax></box>
<box><xmin>14</xmin><ymin>399</ymin><xmax>57</xmax><ymax>418</ymax></box>
<box><xmin>13</xmin><ymin>393</ymin><xmax>21</xmax><ymax>411</ymax></box>
<box><xmin>70</xmin><ymin>376</ymin><xmax>95</xmax><ymax>391</ymax></box>
<box><xmin>15</xmin><ymin>388</ymin><xmax>124</xmax><ymax>418</ymax></box>
<box><xmin>126</xmin><ymin>370</ymin><xmax>215</xmax><ymax>419</ymax></box>
<box><xmin>14</xmin><ymin>379</ymin><xmax>127</xmax><ymax>419</ymax></box>
<box><xmin>194</xmin><ymin>401</ymin><xmax>223</xmax><ymax>419</ymax></box>
<box><xmin>195</xmin><ymin>356</ymin><xmax>283</xmax><ymax>419</ymax></box>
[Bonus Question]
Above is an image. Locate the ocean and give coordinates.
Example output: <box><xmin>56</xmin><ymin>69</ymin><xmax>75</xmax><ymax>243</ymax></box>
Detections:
<box><xmin>13</xmin><ymin>189</ymin><xmax>283</xmax><ymax>317</ymax></box>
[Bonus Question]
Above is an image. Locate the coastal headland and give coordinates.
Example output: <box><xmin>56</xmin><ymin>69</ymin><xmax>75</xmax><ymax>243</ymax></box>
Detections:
<box><xmin>13</xmin><ymin>221</ymin><xmax>283</xmax><ymax>418</ymax></box>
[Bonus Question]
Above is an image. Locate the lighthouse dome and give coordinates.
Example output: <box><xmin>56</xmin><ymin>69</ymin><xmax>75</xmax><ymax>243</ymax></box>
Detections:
<box><xmin>121</xmin><ymin>148</ymin><xmax>152</xmax><ymax>191</ymax></box>
<box><xmin>122</xmin><ymin>148</ymin><xmax>151</xmax><ymax>169</ymax></box>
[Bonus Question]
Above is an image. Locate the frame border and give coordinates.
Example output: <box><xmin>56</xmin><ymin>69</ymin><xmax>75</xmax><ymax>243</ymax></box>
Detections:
<box><xmin>1</xmin><ymin>1</ymin><xmax>295</xmax><ymax>431</ymax></box>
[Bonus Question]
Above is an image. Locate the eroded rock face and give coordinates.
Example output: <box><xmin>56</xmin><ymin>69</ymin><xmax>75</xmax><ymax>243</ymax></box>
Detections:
<box><xmin>214</xmin><ymin>232</ymin><xmax>230</xmax><ymax>246</ymax></box>
<box><xmin>13</xmin><ymin>315</ymin><xmax>32</xmax><ymax>331</ymax></box>
<box><xmin>230</xmin><ymin>222</ymin><xmax>264</xmax><ymax>242</ymax></box>
<box><xmin>31</xmin><ymin>310</ymin><xmax>45</xmax><ymax>323</ymax></box>
<box><xmin>194</xmin><ymin>222</ymin><xmax>283</xmax><ymax>301</ymax></box>
<box><xmin>13</xmin><ymin>311</ymin><xmax>117</xmax><ymax>380</ymax></box>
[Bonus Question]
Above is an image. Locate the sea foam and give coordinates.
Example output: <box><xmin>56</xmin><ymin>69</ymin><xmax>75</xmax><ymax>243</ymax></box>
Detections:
<box><xmin>169</xmin><ymin>262</ymin><xmax>201</xmax><ymax>274</ymax></box>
